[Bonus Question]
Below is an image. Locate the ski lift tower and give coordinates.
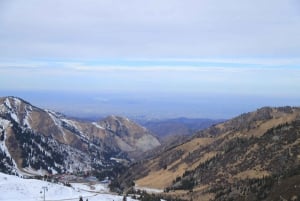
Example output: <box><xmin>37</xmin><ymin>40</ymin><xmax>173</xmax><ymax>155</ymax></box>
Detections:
<box><xmin>41</xmin><ymin>186</ymin><xmax>48</xmax><ymax>201</ymax></box>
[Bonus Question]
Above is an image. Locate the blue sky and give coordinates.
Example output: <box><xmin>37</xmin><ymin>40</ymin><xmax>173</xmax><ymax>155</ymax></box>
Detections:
<box><xmin>0</xmin><ymin>0</ymin><xmax>300</xmax><ymax>119</ymax></box>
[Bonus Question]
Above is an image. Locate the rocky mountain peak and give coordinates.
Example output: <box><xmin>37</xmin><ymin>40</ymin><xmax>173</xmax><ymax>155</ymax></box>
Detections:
<box><xmin>100</xmin><ymin>115</ymin><xmax>147</xmax><ymax>135</ymax></box>
<box><xmin>0</xmin><ymin>97</ymin><xmax>160</xmax><ymax>176</ymax></box>
<box><xmin>98</xmin><ymin>115</ymin><xmax>161</xmax><ymax>156</ymax></box>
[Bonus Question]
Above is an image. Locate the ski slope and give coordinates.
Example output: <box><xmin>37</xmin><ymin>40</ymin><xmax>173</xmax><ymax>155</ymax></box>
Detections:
<box><xmin>0</xmin><ymin>173</ymin><xmax>137</xmax><ymax>201</ymax></box>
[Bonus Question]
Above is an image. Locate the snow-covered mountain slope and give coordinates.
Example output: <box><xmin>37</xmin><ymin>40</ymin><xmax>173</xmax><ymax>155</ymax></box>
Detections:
<box><xmin>0</xmin><ymin>172</ymin><xmax>138</xmax><ymax>201</ymax></box>
<box><xmin>0</xmin><ymin>96</ymin><xmax>160</xmax><ymax>175</ymax></box>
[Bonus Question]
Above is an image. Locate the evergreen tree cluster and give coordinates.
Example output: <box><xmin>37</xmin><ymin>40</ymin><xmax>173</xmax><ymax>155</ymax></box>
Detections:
<box><xmin>0</xmin><ymin>149</ymin><xmax>14</xmax><ymax>174</ymax></box>
<box><xmin>8</xmin><ymin>115</ymin><xmax>65</xmax><ymax>174</ymax></box>
<box><xmin>61</xmin><ymin>121</ymin><xmax>82</xmax><ymax>136</ymax></box>
<box><xmin>0</xmin><ymin>130</ymin><xmax>4</xmax><ymax>141</ymax></box>
<box><xmin>164</xmin><ymin>120</ymin><xmax>300</xmax><ymax>200</ymax></box>
<box><xmin>128</xmin><ymin>190</ymin><xmax>185</xmax><ymax>201</ymax></box>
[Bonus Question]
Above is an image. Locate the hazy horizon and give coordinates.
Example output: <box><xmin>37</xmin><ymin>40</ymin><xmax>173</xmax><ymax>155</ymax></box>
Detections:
<box><xmin>0</xmin><ymin>90</ymin><xmax>299</xmax><ymax>120</ymax></box>
<box><xmin>1</xmin><ymin>0</ymin><xmax>299</xmax><ymax>119</ymax></box>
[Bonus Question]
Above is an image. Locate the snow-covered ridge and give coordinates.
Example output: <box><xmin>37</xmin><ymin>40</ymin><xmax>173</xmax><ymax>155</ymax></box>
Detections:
<box><xmin>2</xmin><ymin>97</ymin><xmax>20</xmax><ymax>123</ymax></box>
<box><xmin>92</xmin><ymin>122</ymin><xmax>105</xmax><ymax>129</ymax></box>
<box><xmin>13</xmin><ymin>97</ymin><xmax>21</xmax><ymax>107</ymax></box>
<box><xmin>0</xmin><ymin>97</ymin><xmax>34</xmax><ymax>126</ymax></box>
<box><xmin>0</xmin><ymin>96</ymin><xmax>160</xmax><ymax>176</ymax></box>
<box><xmin>46</xmin><ymin>109</ymin><xmax>88</xmax><ymax>140</ymax></box>
<box><xmin>0</xmin><ymin>98</ymin><xmax>117</xmax><ymax>175</ymax></box>
<box><xmin>47</xmin><ymin>110</ymin><xmax>68</xmax><ymax>140</ymax></box>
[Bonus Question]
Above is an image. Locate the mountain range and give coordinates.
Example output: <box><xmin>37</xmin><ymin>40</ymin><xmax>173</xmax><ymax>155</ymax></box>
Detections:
<box><xmin>139</xmin><ymin>118</ymin><xmax>224</xmax><ymax>138</ymax></box>
<box><xmin>0</xmin><ymin>96</ymin><xmax>160</xmax><ymax>175</ymax></box>
<box><xmin>1</xmin><ymin>96</ymin><xmax>300</xmax><ymax>201</ymax></box>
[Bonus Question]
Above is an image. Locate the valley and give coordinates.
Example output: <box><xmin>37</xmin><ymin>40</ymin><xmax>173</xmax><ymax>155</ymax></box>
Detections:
<box><xmin>1</xmin><ymin>1</ymin><xmax>299</xmax><ymax>200</ymax></box>
<box><xmin>0</xmin><ymin>96</ymin><xmax>300</xmax><ymax>201</ymax></box>
<box><xmin>113</xmin><ymin>107</ymin><xmax>300</xmax><ymax>201</ymax></box>
<box><xmin>139</xmin><ymin>118</ymin><xmax>223</xmax><ymax>139</ymax></box>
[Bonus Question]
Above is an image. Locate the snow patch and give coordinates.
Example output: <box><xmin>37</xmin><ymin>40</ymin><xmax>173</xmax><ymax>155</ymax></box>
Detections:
<box><xmin>0</xmin><ymin>118</ymin><xmax>10</xmax><ymax>129</ymax></box>
<box><xmin>4</xmin><ymin>98</ymin><xmax>12</xmax><ymax>110</ymax></box>
<box><xmin>47</xmin><ymin>111</ymin><xmax>68</xmax><ymax>141</ymax></box>
<box><xmin>10</xmin><ymin>113</ymin><xmax>19</xmax><ymax>123</ymax></box>
<box><xmin>47</xmin><ymin>111</ymin><xmax>61</xmax><ymax>127</ymax></box>
<box><xmin>71</xmin><ymin>183</ymin><xmax>108</xmax><ymax>193</ymax></box>
<box><xmin>22</xmin><ymin>105</ymin><xmax>33</xmax><ymax>129</ymax></box>
<box><xmin>1</xmin><ymin>98</ymin><xmax>20</xmax><ymax>123</ymax></box>
<box><xmin>23</xmin><ymin>167</ymin><xmax>49</xmax><ymax>176</ymax></box>
<box><xmin>23</xmin><ymin>114</ymin><xmax>31</xmax><ymax>129</ymax></box>
<box><xmin>62</xmin><ymin>118</ymin><xmax>79</xmax><ymax>130</ymax></box>
<box><xmin>60</xmin><ymin>118</ymin><xmax>89</xmax><ymax>143</ymax></box>
<box><xmin>134</xmin><ymin>185</ymin><xmax>164</xmax><ymax>193</ymax></box>
<box><xmin>92</xmin><ymin>122</ymin><xmax>105</xmax><ymax>129</ymax></box>
<box><xmin>13</xmin><ymin>97</ymin><xmax>21</xmax><ymax>107</ymax></box>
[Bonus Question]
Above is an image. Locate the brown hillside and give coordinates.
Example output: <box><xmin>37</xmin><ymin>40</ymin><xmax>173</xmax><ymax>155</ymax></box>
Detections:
<box><xmin>116</xmin><ymin>106</ymin><xmax>300</xmax><ymax>201</ymax></box>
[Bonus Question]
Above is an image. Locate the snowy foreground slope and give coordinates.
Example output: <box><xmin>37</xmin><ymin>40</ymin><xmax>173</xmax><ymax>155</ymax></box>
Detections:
<box><xmin>0</xmin><ymin>173</ymin><xmax>138</xmax><ymax>201</ymax></box>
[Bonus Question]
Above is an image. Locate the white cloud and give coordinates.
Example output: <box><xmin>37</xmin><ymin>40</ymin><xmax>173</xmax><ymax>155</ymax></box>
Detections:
<box><xmin>0</xmin><ymin>62</ymin><xmax>41</xmax><ymax>68</ymax></box>
<box><xmin>1</xmin><ymin>58</ymin><xmax>300</xmax><ymax>76</ymax></box>
<box><xmin>0</xmin><ymin>0</ymin><xmax>299</xmax><ymax>59</ymax></box>
<box><xmin>0</xmin><ymin>59</ymin><xmax>299</xmax><ymax>96</ymax></box>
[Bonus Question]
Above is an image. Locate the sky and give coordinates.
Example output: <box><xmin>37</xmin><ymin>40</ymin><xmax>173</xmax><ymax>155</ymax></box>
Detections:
<box><xmin>0</xmin><ymin>0</ymin><xmax>300</xmax><ymax>119</ymax></box>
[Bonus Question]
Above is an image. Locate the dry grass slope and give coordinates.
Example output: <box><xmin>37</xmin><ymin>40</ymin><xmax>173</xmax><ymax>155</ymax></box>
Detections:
<box><xmin>118</xmin><ymin>106</ymin><xmax>300</xmax><ymax>201</ymax></box>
